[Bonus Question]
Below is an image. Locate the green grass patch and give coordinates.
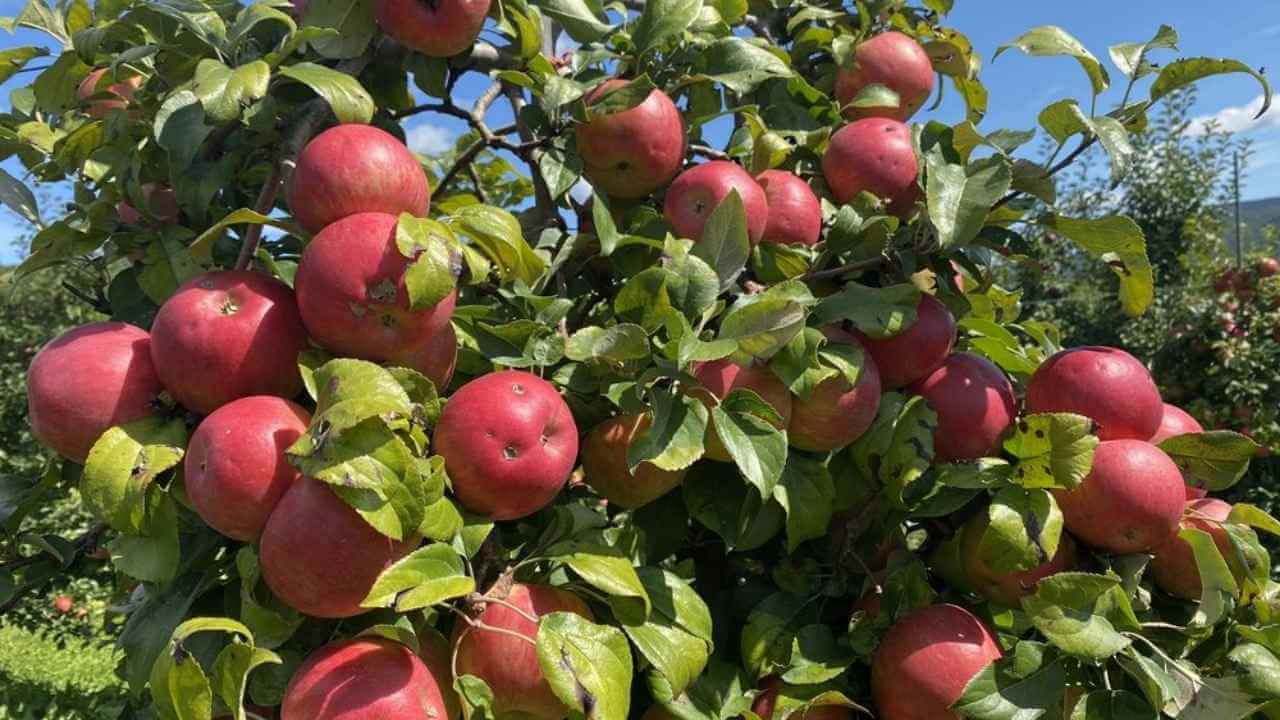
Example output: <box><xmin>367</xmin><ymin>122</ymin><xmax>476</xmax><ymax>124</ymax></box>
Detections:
<box><xmin>0</xmin><ymin>624</ymin><xmax>128</xmax><ymax>720</ymax></box>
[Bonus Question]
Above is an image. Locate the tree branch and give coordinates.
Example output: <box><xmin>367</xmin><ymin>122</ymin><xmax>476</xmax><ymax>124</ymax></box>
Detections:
<box><xmin>503</xmin><ymin>84</ymin><xmax>561</xmax><ymax>228</ymax></box>
<box><xmin>993</xmin><ymin>134</ymin><xmax>1098</xmax><ymax>210</ymax></box>
<box><xmin>691</xmin><ymin>143</ymin><xmax>731</xmax><ymax>161</ymax></box>
<box><xmin>0</xmin><ymin>522</ymin><xmax>108</xmax><ymax>615</ymax></box>
<box><xmin>799</xmin><ymin>255</ymin><xmax>888</xmax><ymax>282</ymax></box>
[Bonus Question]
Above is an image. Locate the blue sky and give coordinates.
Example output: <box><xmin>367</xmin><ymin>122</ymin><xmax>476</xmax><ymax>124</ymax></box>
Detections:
<box><xmin>0</xmin><ymin>0</ymin><xmax>1277</xmax><ymax>264</ymax></box>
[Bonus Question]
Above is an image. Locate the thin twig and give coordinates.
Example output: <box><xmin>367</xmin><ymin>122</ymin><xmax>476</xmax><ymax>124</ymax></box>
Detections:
<box><xmin>467</xmin><ymin>163</ymin><xmax>490</xmax><ymax>204</ymax></box>
<box><xmin>690</xmin><ymin>144</ymin><xmax>731</xmax><ymax>161</ymax></box>
<box><xmin>799</xmin><ymin>255</ymin><xmax>887</xmax><ymax>282</ymax></box>
<box><xmin>0</xmin><ymin>523</ymin><xmax>108</xmax><ymax>614</ymax></box>
<box><xmin>743</xmin><ymin>14</ymin><xmax>774</xmax><ymax>44</ymax></box>
<box><xmin>234</xmin><ymin>163</ymin><xmax>282</xmax><ymax>270</ymax></box>
<box><xmin>503</xmin><ymin>84</ymin><xmax>561</xmax><ymax>228</ymax></box>
<box><xmin>993</xmin><ymin>135</ymin><xmax>1098</xmax><ymax>210</ymax></box>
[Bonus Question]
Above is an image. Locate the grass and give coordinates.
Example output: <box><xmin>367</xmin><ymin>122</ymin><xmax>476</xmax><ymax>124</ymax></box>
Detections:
<box><xmin>0</xmin><ymin>624</ymin><xmax>128</xmax><ymax>720</ymax></box>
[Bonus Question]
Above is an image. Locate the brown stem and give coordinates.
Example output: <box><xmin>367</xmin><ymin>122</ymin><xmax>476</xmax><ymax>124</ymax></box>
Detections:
<box><xmin>233</xmin><ymin>163</ymin><xmax>282</xmax><ymax>271</ymax></box>
<box><xmin>800</xmin><ymin>255</ymin><xmax>887</xmax><ymax>282</ymax></box>
<box><xmin>691</xmin><ymin>143</ymin><xmax>731</xmax><ymax>161</ymax></box>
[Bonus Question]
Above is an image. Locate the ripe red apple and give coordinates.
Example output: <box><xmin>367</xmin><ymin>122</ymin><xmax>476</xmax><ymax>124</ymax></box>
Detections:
<box><xmin>751</xmin><ymin>677</ymin><xmax>852</xmax><ymax>720</ymax></box>
<box><xmin>53</xmin><ymin>595</ymin><xmax>74</xmax><ymax>614</ymax></box>
<box><xmin>756</xmin><ymin>170</ymin><xmax>822</xmax><ymax>246</ymax></box>
<box><xmin>1150</xmin><ymin>403</ymin><xmax>1204</xmax><ymax>444</ymax></box>
<box><xmin>909</xmin><ymin>352</ymin><xmax>1016</xmax><ymax>463</ymax></box>
<box><xmin>788</xmin><ymin>329</ymin><xmax>882</xmax><ymax>452</ymax></box>
<box><xmin>150</xmin><ymin>270</ymin><xmax>308</xmax><ymax>415</ymax></box>
<box><xmin>433</xmin><ymin>370</ymin><xmax>579</xmax><ymax>520</ymax></box>
<box><xmin>822</xmin><ymin>118</ymin><xmax>920</xmax><ymax>214</ymax></box>
<box><xmin>663</xmin><ymin>161</ymin><xmax>769</xmax><ymax>244</ymax></box>
<box><xmin>260</xmin><ymin>477</ymin><xmax>419</xmax><ymax>618</ymax></box>
<box><xmin>959</xmin><ymin>513</ymin><xmax>1076</xmax><ymax>607</ymax></box>
<box><xmin>691</xmin><ymin>359</ymin><xmax>793</xmax><ymax>462</ymax></box>
<box><xmin>294</xmin><ymin>212</ymin><xmax>457</xmax><ymax>363</ymax></box>
<box><xmin>871</xmin><ymin>604</ymin><xmax>1002</xmax><ymax>720</ymax></box>
<box><xmin>581</xmin><ymin>413</ymin><xmax>687</xmax><ymax>509</ymax></box>
<box><xmin>282</xmin><ymin>637</ymin><xmax>449</xmax><ymax>720</ymax></box>
<box><xmin>117</xmin><ymin>183</ymin><xmax>179</xmax><ymax>226</ymax></box>
<box><xmin>78</xmin><ymin>68</ymin><xmax>141</xmax><ymax>117</ymax></box>
<box><xmin>1149</xmin><ymin>498</ymin><xmax>1235</xmax><ymax>600</ymax></box>
<box><xmin>418</xmin><ymin>628</ymin><xmax>462</xmax><ymax>720</ymax></box>
<box><xmin>184</xmin><ymin>396</ymin><xmax>310</xmax><ymax>541</ymax></box>
<box><xmin>1053</xmin><ymin>439</ymin><xmax>1185</xmax><ymax>554</ymax></box>
<box><xmin>392</xmin><ymin>322</ymin><xmax>459</xmax><ymax>391</ymax></box>
<box><xmin>854</xmin><ymin>294</ymin><xmax>956</xmax><ymax>389</ymax></box>
<box><xmin>576</xmin><ymin>79</ymin><xmax>686</xmax><ymax>200</ymax></box>
<box><xmin>452</xmin><ymin>583</ymin><xmax>593</xmax><ymax>719</ymax></box>
<box><xmin>1025</xmin><ymin>346</ymin><xmax>1163</xmax><ymax>441</ymax></box>
<box><xmin>1258</xmin><ymin>257</ymin><xmax>1280</xmax><ymax>277</ymax></box>
<box><xmin>287</xmin><ymin>124</ymin><xmax>430</xmax><ymax>233</ymax></box>
<box><xmin>290</xmin><ymin>0</ymin><xmax>307</xmax><ymax>14</ymax></box>
<box><xmin>834</xmin><ymin>31</ymin><xmax>935</xmax><ymax>121</ymax></box>
<box><xmin>374</xmin><ymin>0</ymin><xmax>491</xmax><ymax>58</ymax></box>
<box><xmin>27</xmin><ymin>322</ymin><xmax>164</xmax><ymax>462</ymax></box>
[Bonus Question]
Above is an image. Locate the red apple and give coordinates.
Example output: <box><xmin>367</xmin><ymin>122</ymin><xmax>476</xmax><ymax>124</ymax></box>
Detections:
<box><xmin>663</xmin><ymin>161</ymin><xmax>769</xmax><ymax>244</ymax></box>
<box><xmin>1214</xmin><ymin>270</ymin><xmax>1238</xmax><ymax>293</ymax></box>
<box><xmin>576</xmin><ymin>79</ymin><xmax>686</xmax><ymax>200</ymax></box>
<box><xmin>1149</xmin><ymin>498</ymin><xmax>1235</xmax><ymax>600</ymax></box>
<box><xmin>909</xmin><ymin>352</ymin><xmax>1016</xmax><ymax>463</ymax></box>
<box><xmin>294</xmin><ymin>212</ymin><xmax>457</xmax><ymax>363</ymax></box>
<box><xmin>433</xmin><ymin>370</ymin><xmax>579</xmax><ymax>520</ymax></box>
<box><xmin>871</xmin><ymin>604</ymin><xmax>1002</xmax><ymax>720</ymax></box>
<box><xmin>260</xmin><ymin>477</ymin><xmax>419</xmax><ymax>618</ymax></box>
<box><xmin>788</xmin><ymin>329</ymin><xmax>882</xmax><ymax>452</ymax></box>
<box><xmin>287</xmin><ymin>124</ymin><xmax>430</xmax><ymax>233</ymax></box>
<box><xmin>392</xmin><ymin>322</ymin><xmax>458</xmax><ymax>391</ymax></box>
<box><xmin>27</xmin><ymin>322</ymin><xmax>164</xmax><ymax>462</ymax></box>
<box><xmin>756</xmin><ymin>170</ymin><xmax>822</xmax><ymax>247</ymax></box>
<box><xmin>1052</xmin><ymin>439</ymin><xmax>1185</xmax><ymax>554</ymax></box>
<box><xmin>53</xmin><ymin>595</ymin><xmax>74</xmax><ymax>614</ymax></box>
<box><xmin>751</xmin><ymin>677</ymin><xmax>852</xmax><ymax>720</ymax></box>
<box><xmin>691</xmin><ymin>359</ymin><xmax>793</xmax><ymax>462</ymax></box>
<box><xmin>822</xmin><ymin>118</ymin><xmax>920</xmax><ymax>214</ymax></box>
<box><xmin>581</xmin><ymin>413</ymin><xmax>687</xmax><ymax>509</ymax></box>
<box><xmin>117</xmin><ymin>183</ymin><xmax>179</xmax><ymax>226</ymax></box>
<box><xmin>282</xmin><ymin>637</ymin><xmax>449</xmax><ymax>720</ymax></box>
<box><xmin>1150</xmin><ymin>403</ymin><xmax>1204</xmax><ymax>445</ymax></box>
<box><xmin>834</xmin><ymin>31</ymin><xmax>935</xmax><ymax>121</ymax></box>
<box><xmin>1258</xmin><ymin>257</ymin><xmax>1280</xmax><ymax>277</ymax></box>
<box><xmin>290</xmin><ymin>0</ymin><xmax>307</xmax><ymax>14</ymax></box>
<box><xmin>959</xmin><ymin>513</ymin><xmax>1076</xmax><ymax>607</ymax></box>
<box><xmin>375</xmin><ymin>0</ymin><xmax>491</xmax><ymax>58</ymax></box>
<box><xmin>452</xmin><ymin>583</ymin><xmax>593</xmax><ymax>719</ymax></box>
<box><xmin>1025</xmin><ymin>346</ymin><xmax>1163</xmax><ymax>441</ymax></box>
<box><xmin>78</xmin><ymin>67</ymin><xmax>141</xmax><ymax>117</ymax></box>
<box><xmin>150</xmin><ymin>270</ymin><xmax>308</xmax><ymax>415</ymax></box>
<box><xmin>418</xmin><ymin>629</ymin><xmax>462</xmax><ymax>720</ymax></box>
<box><xmin>184</xmin><ymin>396</ymin><xmax>310</xmax><ymax>541</ymax></box>
<box><xmin>854</xmin><ymin>294</ymin><xmax>956</xmax><ymax>389</ymax></box>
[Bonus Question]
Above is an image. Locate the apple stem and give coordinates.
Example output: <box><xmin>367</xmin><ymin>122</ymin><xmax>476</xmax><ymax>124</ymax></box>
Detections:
<box><xmin>474</xmin><ymin>596</ymin><xmax>541</xmax><ymax>624</ymax></box>
<box><xmin>690</xmin><ymin>144</ymin><xmax>731</xmax><ymax>161</ymax></box>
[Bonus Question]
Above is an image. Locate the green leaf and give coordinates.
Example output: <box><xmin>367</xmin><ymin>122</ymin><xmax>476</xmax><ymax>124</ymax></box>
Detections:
<box><xmin>1069</xmin><ymin>691</ymin><xmax>1157</xmax><ymax>720</ymax></box>
<box><xmin>1002</xmin><ymin>413</ymin><xmax>1100</xmax><ymax>489</ymax></box>
<box><xmin>1116</xmin><ymin>647</ymin><xmax>1181</xmax><ymax>715</ymax></box>
<box><xmin>771</xmin><ymin>455</ymin><xmax>834</xmax><ymax>553</ymax></box>
<box><xmin>155</xmin><ymin>90</ymin><xmax>212</xmax><ymax>175</ymax></box>
<box><xmin>683</xmin><ymin>462</ymin><xmax>784</xmax><ymax>551</ymax></box>
<box><xmin>583</xmin><ymin>76</ymin><xmax>657</xmax><ymax>118</ymax></box>
<box><xmin>1228</xmin><ymin>504</ymin><xmax>1280</xmax><ymax>537</ymax></box>
<box><xmin>781</xmin><ymin>624</ymin><xmax>855</xmax><ymax>685</ymax></box>
<box><xmin>451</xmin><ymin>205</ymin><xmax>546</xmax><ymax>285</ymax></box>
<box><xmin>235</xmin><ymin>548</ymin><xmax>301</xmax><ymax>650</ymax></box>
<box><xmin>627</xmin><ymin>389</ymin><xmax>707</xmax><ymax>473</ymax></box>
<box><xmin>879</xmin><ymin>395</ymin><xmax>939</xmax><ymax>511</ymax></box>
<box><xmin>278</xmin><ymin>62</ymin><xmax>374</xmax><ymax>124</ymax></box>
<box><xmin>536</xmin><ymin>612</ymin><xmax>634</xmax><ymax>720</ymax></box>
<box><xmin>549</xmin><ymin>539</ymin><xmax>650</xmax><ymax>618</ymax></box>
<box><xmin>1038</xmin><ymin>99</ymin><xmax>1091</xmax><ymax>146</ymax></box>
<box><xmin>1158</xmin><ymin>431</ymin><xmax>1259</xmax><ymax>492</ymax></box>
<box><xmin>926</xmin><ymin>153</ymin><xmax>1013</xmax><ymax>248</ymax></box>
<box><xmin>211</xmin><ymin>643</ymin><xmax>283</xmax><ymax>720</ymax></box>
<box><xmin>396</xmin><ymin>214</ymin><xmax>462</xmax><ymax>310</ymax></box>
<box><xmin>691</xmin><ymin>189</ymin><xmax>751</xmax><ymax>291</ymax></box>
<box><xmin>302</xmin><ymin>0</ymin><xmax>377</xmax><ymax>59</ymax></box>
<box><xmin>146</xmin><ymin>0</ymin><xmax>227</xmax><ymax>51</ymax></box>
<box><xmin>712</xmin><ymin>391</ymin><xmax>787</xmax><ymax>498</ymax></box>
<box><xmin>362</xmin><ymin>543</ymin><xmax>474</xmax><ymax>611</ymax></box>
<box><xmin>616</xmin><ymin>268</ymin><xmax>679</xmax><ymax>332</ymax></box>
<box><xmin>740</xmin><ymin>592</ymin><xmax>805</xmax><ymax>680</ymax></box>
<box><xmin>632</xmin><ymin>0</ymin><xmax>701</xmax><ymax>53</ymax></box>
<box><xmin>565</xmin><ymin>325</ymin><xmax>651</xmax><ymax>364</ymax></box>
<box><xmin>953</xmin><ymin>641</ymin><xmax>1069</xmax><ymax>720</ymax></box>
<box><xmin>718</xmin><ymin>281</ymin><xmax>812</xmax><ymax>361</ymax></box>
<box><xmin>979</xmin><ymin>486</ymin><xmax>1063</xmax><ymax>574</ymax></box>
<box><xmin>1089</xmin><ymin>116</ymin><xmax>1135</xmax><ymax>182</ymax></box>
<box><xmin>109</xmin><ymin>490</ymin><xmax>181</xmax><ymax>583</ymax></box>
<box><xmin>1108</xmin><ymin>25</ymin><xmax>1178</xmax><ymax>80</ymax></box>
<box><xmin>188</xmin><ymin>208</ymin><xmax>306</xmax><ymax>263</ymax></box>
<box><xmin>1149</xmin><ymin>58</ymin><xmax>1271</xmax><ymax>120</ymax></box>
<box><xmin>81</xmin><ymin>416</ymin><xmax>187</xmax><ymax>534</ymax></box>
<box><xmin>529</xmin><ymin>0</ymin><xmax>611</xmax><ymax>42</ymax></box>
<box><xmin>192</xmin><ymin>58</ymin><xmax>270</xmax><ymax>124</ymax></box>
<box><xmin>1041</xmin><ymin>214</ymin><xmax>1152</xmax><ymax>317</ymax></box>
<box><xmin>996</xmin><ymin>25</ymin><xmax>1110</xmax><ymax>96</ymax></box>
<box><xmin>694</xmin><ymin>37</ymin><xmax>793</xmax><ymax>94</ymax></box>
<box><xmin>0</xmin><ymin>45</ymin><xmax>47</xmax><ymax>84</ymax></box>
<box><xmin>1227</xmin><ymin>644</ymin><xmax>1280</xmax><ymax>700</ymax></box>
<box><xmin>229</xmin><ymin>3</ymin><xmax>297</xmax><ymax>52</ymax></box>
<box><xmin>16</xmin><ymin>0</ymin><xmax>69</xmax><ymax>46</ymax></box>
<box><xmin>150</xmin><ymin>617</ymin><xmax>260</xmax><ymax>720</ymax></box>
<box><xmin>1020</xmin><ymin>573</ymin><xmax>1140</xmax><ymax>661</ymax></box>
<box><xmin>139</xmin><ymin>235</ymin><xmax>204</xmax><ymax>305</ymax></box>
<box><xmin>622</xmin><ymin>568</ymin><xmax>712</xmax><ymax>699</ymax></box>
<box><xmin>656</xmin><ymin>659</ymin><xmax>753</xmax><ymax>719</ymax></box>
<box><xmin>811</xmin><ymin>283</ymin><xmax>920</xmax><ymax>337</ymax></box>
<box><xmin>0</xmin><ymin>167</ymin><xmax>42</xmax><ymax>227</ymax></box>
<box><xmin>31</xmin><ymin>50</ymin><xmax>87</xmax><ymax>112</ymax></box>
<box><xmin>1182</xmin><ymin>527</ymin><xmax>1237</xmax><ymax>627</ymax></box>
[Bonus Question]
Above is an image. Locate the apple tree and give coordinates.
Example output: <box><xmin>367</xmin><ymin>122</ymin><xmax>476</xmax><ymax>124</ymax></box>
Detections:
<box><xmin>1</xmin><ymin>0</ymin><xmax>1278</xmax><ymax>718</ymax></box>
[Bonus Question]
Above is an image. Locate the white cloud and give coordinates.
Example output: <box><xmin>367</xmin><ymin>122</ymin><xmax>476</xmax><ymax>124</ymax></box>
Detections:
<box><xmin>404</xmin><ymin>122</ymin><xmax>455</xmax><ymax>155</ymax></box>
<box><xmin>1187</xmin><ymin>94</ymin><xmax>1280</xmax><ymax>136</ymax></box>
